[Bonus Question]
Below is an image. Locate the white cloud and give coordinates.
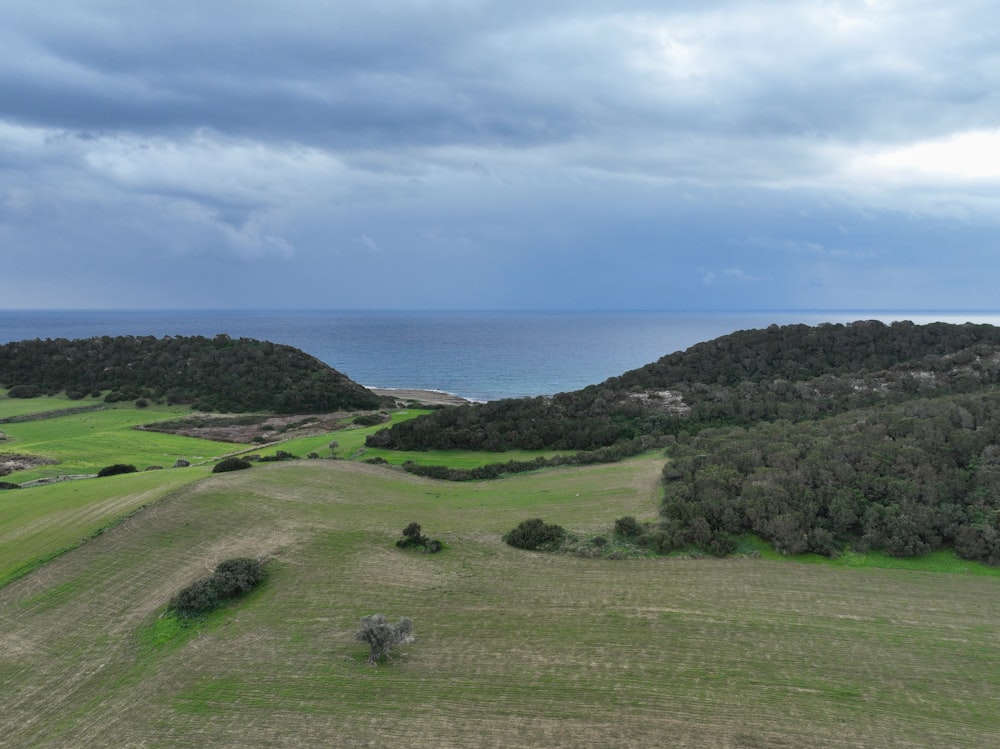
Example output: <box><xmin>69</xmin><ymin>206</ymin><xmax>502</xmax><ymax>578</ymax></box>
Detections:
<box><xmin>857</xmin><ymin>129</ymin><xmax>1000</xmax><ymax>182</ymax></box>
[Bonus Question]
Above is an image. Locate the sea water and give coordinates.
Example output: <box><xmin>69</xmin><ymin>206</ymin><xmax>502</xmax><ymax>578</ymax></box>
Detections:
<box><xmin>1</xmin><ymin>310</ymin><xmax>998</xmax><ymax>402</ymax></box>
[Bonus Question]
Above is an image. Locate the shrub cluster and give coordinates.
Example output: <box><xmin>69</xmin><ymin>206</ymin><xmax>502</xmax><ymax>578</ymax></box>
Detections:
<box><xmin>395</xmin><ymin>522</ymin><xmax>443</xmax><ymax>553</ymax></box>
<box><xmin>503</xmin><ymin>518</ymin><xmax>567</xmax><ymax>551</ymax></box>
<box><xmin>354</xmin><ymin>413</ymin><xmax>387</xmax><ymax>427</ymax></box>
<box><xmin>170</xmin><ymin>557</ymin><xmax>267</xmax><ymax>618</ymax></box>
<box><xmin>259</xmin><ymin>450</ymin><xmax>298</xmax><ymax>462</ymax></box>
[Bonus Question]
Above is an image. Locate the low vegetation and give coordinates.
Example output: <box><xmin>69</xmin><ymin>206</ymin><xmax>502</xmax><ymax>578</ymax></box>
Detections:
<box><xmin>395</xmin><ymin>522</ymin><xmax>443</xmax><ymax>553</ymax></box>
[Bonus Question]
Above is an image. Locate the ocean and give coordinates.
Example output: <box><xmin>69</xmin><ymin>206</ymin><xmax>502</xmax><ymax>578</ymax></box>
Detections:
<box><xmin>2</xmin><ymin>310</ymin><xmax>999</xmax><ymax>402</ymax></box>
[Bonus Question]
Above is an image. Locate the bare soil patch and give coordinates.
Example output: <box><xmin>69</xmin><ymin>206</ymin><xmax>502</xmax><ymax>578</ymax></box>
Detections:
<box><xmin>138</xmin><ymin>413</ymin><xmax>360</xmax><ymax>444</ymax></box>
<box><xmin>0</xmin><ymin>453</ymin><xmax>57</xmax><ymax>477</ymax></box>
<box><xmin>139</xmin><ymin>389</ymin><xmax>468</xmax><ymax>443</ymax></box>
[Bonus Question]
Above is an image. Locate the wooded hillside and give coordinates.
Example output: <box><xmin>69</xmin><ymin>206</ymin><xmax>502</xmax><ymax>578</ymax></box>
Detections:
<box><xmin>368</xmin><ymin>320</ymin><xmax>1000</xmax><ymax>451</ymax></box>
<box><xmin>367</xmin><ymin>320</ymin><xmax>1000</xmax><ymax>563</ymax></box>
<box><xmin>0</xmin><ymin>334</ymin><xmax>385</xmax><ymax>413</ymax></box>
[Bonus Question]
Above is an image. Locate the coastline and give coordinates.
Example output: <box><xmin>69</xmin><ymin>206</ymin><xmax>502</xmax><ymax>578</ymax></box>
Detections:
<box><xmin>370</xmin><ymin>388</ymin><xmax>473</xmax><ymax>406</ymax></box>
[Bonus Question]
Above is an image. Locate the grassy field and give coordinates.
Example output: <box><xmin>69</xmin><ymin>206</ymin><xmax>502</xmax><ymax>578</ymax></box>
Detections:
<box><xmin>1</xmin><ymin>457</ymin><xmax>998</xmax><ymax>748</ymax></box>
<box><xmin>0</xmin><ymin>395</ymin><xmax>243</xmax><ymax>482</ymax></box>
<box><xmin>0</xmin><ymin>468</ymin><xmax>207</xmax><ymax>587</ymax></box>
<box><xmin>257</xmin><ymin>409</ymin><xmax>571</xmax><ymax>468</ymax></box>
<box><xmin>0</xmin><ymin>395</ymin><xmax>561</xmax><ymax>483</ymax></box>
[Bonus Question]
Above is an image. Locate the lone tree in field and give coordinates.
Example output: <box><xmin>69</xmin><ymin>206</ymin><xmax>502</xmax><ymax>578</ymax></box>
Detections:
<box><xmin>354</xmin><ymin>614</ymin><xmax>414</xmax><ymax>665</ymax></box>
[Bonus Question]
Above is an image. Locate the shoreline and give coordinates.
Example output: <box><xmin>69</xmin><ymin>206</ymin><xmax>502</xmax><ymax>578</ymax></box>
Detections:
<box><xmin>370</xmin><ymin>388</ymin><xmax>474</xmax><ymax>406</ymax></box>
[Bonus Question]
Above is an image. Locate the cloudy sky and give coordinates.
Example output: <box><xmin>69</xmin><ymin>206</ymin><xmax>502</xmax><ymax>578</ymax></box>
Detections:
<box><xmin>2</xmin><ymin>0</ymin><xmax>999</xmax><ymax>310</ymax></box>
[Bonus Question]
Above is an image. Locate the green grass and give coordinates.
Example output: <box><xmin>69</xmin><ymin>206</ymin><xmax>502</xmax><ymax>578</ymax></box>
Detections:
<box><xmin>1</xmin><ymin>458</ymin><xmax>997</xmax><ymax>748</ymax></box>
<box><xmin>0</xmin><ymin>396</ymin><xmax>246</xmax><ymax>482</ymax></box>
<box><xmin>0</xmin><ymin>467</ymin><xmax>205</xmax><ymax>587</ymax></box>
<box><xmin>253</xmin><ymin>408</ymin><xmax>572</xmax><ymax>468</ymax></box>
<box><xmin>0</xmin><ymin>390</ymin><xmax>108</xmax><ymax>419</ymax></box>
<box><xmin>740</xmin><ymin>536</ymin><xmax>1000</xmax><ymax>577</ymax></box>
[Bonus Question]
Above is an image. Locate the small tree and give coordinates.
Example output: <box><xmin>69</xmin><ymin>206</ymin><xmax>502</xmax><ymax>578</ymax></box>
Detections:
<box><xmin>354</xmin><ymin>614</ymin><xmax>414</xmax><ymax>665</ymax></box>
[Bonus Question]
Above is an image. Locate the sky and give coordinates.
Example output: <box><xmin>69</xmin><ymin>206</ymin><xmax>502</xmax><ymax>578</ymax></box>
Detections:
<box><xmin>1</xmin><ymin>0</ymin><xmax>999</xmax><ymax>311</ymax></box>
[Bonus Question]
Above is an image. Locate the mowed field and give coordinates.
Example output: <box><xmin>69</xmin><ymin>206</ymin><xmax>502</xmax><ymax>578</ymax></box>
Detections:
<box><xmin>0</xmin><ymin>398</ymin><xmax>243</xmax><ymax>483</ymax></box>
<box><xmin>2</xmin><ymin>457</ymin><xmax>999</xmax><ymax>748</ymax></box>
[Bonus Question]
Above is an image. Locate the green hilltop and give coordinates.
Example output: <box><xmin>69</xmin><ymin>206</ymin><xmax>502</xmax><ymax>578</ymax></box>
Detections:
<box><xmin>0</xmin><ymin>334</ymin><xmax>385</xmax><ymax>413</ymax></box>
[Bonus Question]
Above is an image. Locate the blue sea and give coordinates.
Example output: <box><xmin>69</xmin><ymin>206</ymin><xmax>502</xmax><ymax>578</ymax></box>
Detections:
<box><xmin>2</xmin><ymin>310</ymin><xmax>998</xmax><ymax>402</ymax></box>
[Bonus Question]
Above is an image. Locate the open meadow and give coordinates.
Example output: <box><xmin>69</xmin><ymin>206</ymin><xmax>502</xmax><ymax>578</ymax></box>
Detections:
<box><xmin>2</xmin><ymin>453</ymin><xmax>999</xmax><ymax>748</ymax></box>
<box><xmin>0</xmin><ymin>394</ymin><xmax>244</xmax><ymax>483</ymax></box>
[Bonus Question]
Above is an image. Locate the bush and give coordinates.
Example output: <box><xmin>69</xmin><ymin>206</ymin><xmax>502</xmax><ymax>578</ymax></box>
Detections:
<box><xmin>212</xmin><ymin>457</ymin><xmax>252</xmax><ymax>473</ymax></box>
<box><xmin>97</xmin><ymin>463</ymin><xmax>138</xmax><ymax>477</ymax></box>
<box><xmin>259</xmin><ymin>450</ymin><xmax>298</xmax><ymax>462</ymax></box>
<box><xmin>614</xmin><ymin>516</ymin><xmax>644</xmax><ymax>538</ymax></box>
<box><xmin>503</xmin><ymin>518</ymin><xmax>567</xmax><ymax>551</ymax></box>
<box><xmin>213</xmin><ymin>557</ymin><xmax>267</xmax><ymax>598</ymax></box>
<box><xmin>7</xmin><ymin>385</ymin><xmax>41</xmax><ymax>398</ymax></box>
<box><xmin>170</xmin><ymin>576</ymin><xmax>219</xmax><ymax>617</ymax></box>
<box><xmin>169</xmin><ymin>557</ymin><xmax>267</xmax><ymax>618</ymax></box>
<box><xmin>395</xmin><ymin>522</ymin><xmax>444</xmax><ymax>553</ymax></box>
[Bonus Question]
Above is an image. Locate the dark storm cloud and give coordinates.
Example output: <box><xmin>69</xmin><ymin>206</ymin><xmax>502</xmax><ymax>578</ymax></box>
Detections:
<box><xmin>2</xmin><ymin>1</ymin><xmax>999</xmax><ymax>309</ymax></box>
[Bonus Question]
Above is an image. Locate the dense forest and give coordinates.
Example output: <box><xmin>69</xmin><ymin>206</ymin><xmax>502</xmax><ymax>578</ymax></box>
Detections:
<box><xmin>0</xmin><ymin>335</ymin><xmax>385</xmax><ymax>413</ymax></box>
<box><xmin>367</xmin><ymin>320</ymin><xmax>1000</xmax><ymax>451</ymax></box>
<box><xmin>656</xmin><ymin>391</ymin><xmax>1000</xmax><ymax>564</ymax></box>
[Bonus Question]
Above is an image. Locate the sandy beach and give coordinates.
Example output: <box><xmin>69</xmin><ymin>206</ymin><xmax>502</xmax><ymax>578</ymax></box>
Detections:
<box><xmin>371</xmin><ymin>388</ymin><xmax>472</xmax><ymax>406</ymax></box>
